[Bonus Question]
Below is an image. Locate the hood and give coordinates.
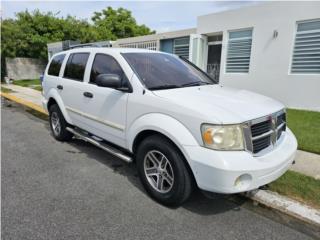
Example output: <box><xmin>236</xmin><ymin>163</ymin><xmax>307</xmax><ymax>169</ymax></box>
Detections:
<box><xmin>152</xmin><ymin>85</ymin><xmax>284</xmax><ymax>124</ymax></box>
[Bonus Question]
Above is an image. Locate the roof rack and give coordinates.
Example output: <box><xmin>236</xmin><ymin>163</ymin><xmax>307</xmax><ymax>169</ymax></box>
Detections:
<box><xmin>68</xmin><ymin>43</ymin><xmax>101</xmax><ymax>49</ymax></box>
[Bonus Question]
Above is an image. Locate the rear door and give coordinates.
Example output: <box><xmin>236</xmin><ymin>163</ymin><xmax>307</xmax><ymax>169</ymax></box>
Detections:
<box><xmin>59</xmin><ymin>52</ymin><xmax>91</xmax><ymax>128</ymax></box>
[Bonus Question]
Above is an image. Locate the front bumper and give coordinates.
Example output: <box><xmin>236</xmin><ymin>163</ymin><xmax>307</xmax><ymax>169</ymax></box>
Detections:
<box><xmin>183</xmin><ymin>128</ymin><xmax>297</xmax><ymax>193</ymax></box>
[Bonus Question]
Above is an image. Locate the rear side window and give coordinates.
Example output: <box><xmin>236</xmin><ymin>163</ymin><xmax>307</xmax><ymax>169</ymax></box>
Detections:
<box><xmin>48</xmin><ymin>54</ymin><xmax>65</xmax><ymax>76</ymax></box>
<box><xmin>64</xmin><ymin>53</ymin><xmax>89</xmax><ymax>81</ymax></box>
<box><xmin>90</xmin><ymin>54</ymin><xmax>127</xmax><ymax>85</ymax></box>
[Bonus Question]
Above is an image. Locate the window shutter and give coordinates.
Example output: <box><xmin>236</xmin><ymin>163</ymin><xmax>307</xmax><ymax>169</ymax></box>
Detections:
<box><xmin>119</xmin><ymin>41</ymin><xmax>157</xmax><ymax>51</ymax></box>
<box><xmin>173</xmin><ymin>37</ymin><xmax>190</xmax><ymax>58</ymax></box>
<box><xmin>291</xmin><ymin>20</ymin><xmax>320</xmax><ymax>74</ymax></box>
<box><xmin>226</xmin><ymin>29</ymin><xmax>253</xmax><ymax>73</ymax></box>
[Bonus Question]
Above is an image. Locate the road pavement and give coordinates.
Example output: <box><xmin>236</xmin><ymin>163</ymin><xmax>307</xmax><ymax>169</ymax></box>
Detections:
<box><xmin>1</xmin><ymin>101</ymin><xmax>314</xmax><ymax>240</ymax></box>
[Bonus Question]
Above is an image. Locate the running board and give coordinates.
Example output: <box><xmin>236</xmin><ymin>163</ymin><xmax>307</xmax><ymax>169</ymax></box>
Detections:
<box><xmin>66</xmin><ymin>127</ymin><xmax>132</xmax><ymax>163</ymax></box>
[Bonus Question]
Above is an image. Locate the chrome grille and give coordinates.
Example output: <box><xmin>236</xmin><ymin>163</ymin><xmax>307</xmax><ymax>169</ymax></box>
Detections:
<box><xmin>251</xmin><ymin>120</ymin><xmax>271</xmax><ymax>137</ymax></box>
<box><xmin>244</xmin><ymin>110</ymin><xmax>286</xmax><ymax>155</ymax></box>
<box><xmin>252</xmin><ymin>135</ymin><xmax>271</xmax><ymax>154</ymax></box>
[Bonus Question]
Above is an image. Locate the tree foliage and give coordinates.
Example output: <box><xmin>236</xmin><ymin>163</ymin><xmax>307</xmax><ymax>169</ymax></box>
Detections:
<box><xmin>1</xmin><ymin>7</ymin><xmax>154</xmax><ymax>78</ymax></box>
<box><xmin>92</xmin><ymin>7</ymin><xmax>155</xmax><ymax>40</ymax></box>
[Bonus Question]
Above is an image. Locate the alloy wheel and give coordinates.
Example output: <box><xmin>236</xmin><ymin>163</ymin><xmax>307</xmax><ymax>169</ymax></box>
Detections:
<box><xmin>143</xmin><ymin>150</ymin><xmax>174</xmax><ymax>193</ymax></box>
<box><xmin>51</xmin><ymin>112</ymin><xmax>61</xmax><ymax>136</ymax></box>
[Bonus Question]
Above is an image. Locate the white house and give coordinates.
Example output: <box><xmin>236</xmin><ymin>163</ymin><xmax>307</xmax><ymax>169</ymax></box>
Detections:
<box><xmin>195</xmin><ymin>1</ymin><xmax>320</xmax><ymax>111</ymax></box>
<box><xmin>46</xmin><ymin>3</ymin><xmax>319</xmax><ymax>110</ymax></box>
<box><xmin>113</xmin><ymin>2</ymin><xmax>320</xmax><ymax>111</ymax></box>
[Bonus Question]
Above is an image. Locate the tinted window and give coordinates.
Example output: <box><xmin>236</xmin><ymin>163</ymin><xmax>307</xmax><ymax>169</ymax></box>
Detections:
<box><xmin>122</xmin><ymin>53</ymin><xmax>214</xmax><ymax>90</ymax></box>
<box><xmin>90</xmin><ymin>54</ymin><xmax>128</xmax><ymax>86</ymax></box>
<box><xmin>64</xmin><ymin>53</ymin><xmax>89</xmax><ymax>81</ymax></box>
<box><xmin>48</xmin><ymin>54</ymin><xmax>65</xmax><ymax>76</ymax></box>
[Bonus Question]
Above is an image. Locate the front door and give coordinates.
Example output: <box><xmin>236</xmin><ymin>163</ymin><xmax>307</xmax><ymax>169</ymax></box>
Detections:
<box><xmin>207</xmin><ymin>44</ymin><xmax>222</xmax><ymax>82</ymax></box>
<box><xmin>207</xmin><ymin>35</ymin><xmax>222</xmax><ymax>82</ymax></box>
<box><xmin>74</xmin><ymin>53</ymin><xmax>130</xmax><ymax>148</ymax></box>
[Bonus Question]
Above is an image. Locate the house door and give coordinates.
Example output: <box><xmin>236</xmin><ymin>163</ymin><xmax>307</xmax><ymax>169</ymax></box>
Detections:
<box><xmin>207</xmin><ymin>35</ymin><xmax>222</xmax><ymax>83</ymax></box>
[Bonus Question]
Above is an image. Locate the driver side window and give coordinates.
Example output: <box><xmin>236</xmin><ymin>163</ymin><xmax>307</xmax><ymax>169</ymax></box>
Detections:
<box><xmin>90</xmin><ymin>54</ymin><xmax>128</xmax><ymax>87</ymax></box>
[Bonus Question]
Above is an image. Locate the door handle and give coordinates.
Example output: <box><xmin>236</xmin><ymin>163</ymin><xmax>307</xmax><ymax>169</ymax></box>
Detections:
<box><xmin>57</xmin><ymin>85</ymin><xmax>63</xmax><ymax>90</ymax></box>
<box><xmin>83</xmin><ymin>92</ymin><xmax>93</xmax><ymax>98</ymax></box>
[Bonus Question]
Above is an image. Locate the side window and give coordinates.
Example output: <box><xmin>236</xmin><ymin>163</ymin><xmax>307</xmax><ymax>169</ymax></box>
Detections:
<box><xmin>63</xmin><ymin>53</ymin><xmax>89</xmax><ymax>81</ymax></box>
<box><xmin>90</xmin><ymin>54</ymin><xmax>128</xmax><ymax>86</ymax></box>
<box><xmin>48</xmin><ymin>54</ymin><xmax>65</xmax><ymax>76</ymax></box>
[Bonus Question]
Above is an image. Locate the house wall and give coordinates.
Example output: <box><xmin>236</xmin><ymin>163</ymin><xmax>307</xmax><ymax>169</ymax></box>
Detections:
<box><xmin>197</xmin><ymin>2</ymin><xmax>320</xmax><ymax>111</ymax></box>
<box><xmin>6</xmin><ymin>58</ymin><xmax>46</xmax><ymax>80</ymax></box>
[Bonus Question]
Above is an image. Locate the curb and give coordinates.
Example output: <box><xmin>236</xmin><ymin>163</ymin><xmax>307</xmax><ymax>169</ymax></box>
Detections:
<box><xmin>2</xmin><ymin>91</ymin><xmax>320</xmax><ymax>229</ymax></box>
<box><xmin>245</xmin><ymin>189</ymin><xmax>320</xmax><ymax>227</ymax></box>
<box><xmin>0</xmin><ymin>91</ymin><xmax>48</xmax><ymax>115</ymax></box>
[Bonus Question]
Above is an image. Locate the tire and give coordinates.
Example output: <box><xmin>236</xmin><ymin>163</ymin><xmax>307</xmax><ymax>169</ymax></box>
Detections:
<box><xmin>136</xmin><ymin>135</ymin><xmax>194</xmax><ymax>206</ymax></box>
<box><xmin>49</xmin><ymin>104</ymin><xmax>73</xmax><ymax>141</ymax></box>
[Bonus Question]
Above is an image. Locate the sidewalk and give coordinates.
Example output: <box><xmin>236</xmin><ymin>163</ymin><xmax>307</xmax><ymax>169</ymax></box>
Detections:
<box><xmin>1</xmin><ymin>84</ymin><xmax>46</xmax><ymax>114</ymax></box>
<box><xmin>292</xmin><ymin>150</ymin><xmax>320</xmax><ymax>179</ymax></box>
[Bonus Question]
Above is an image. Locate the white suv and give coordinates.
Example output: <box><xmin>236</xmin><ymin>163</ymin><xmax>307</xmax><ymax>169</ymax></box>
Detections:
<box><xmin>42</xmin><ymin>47</ymin><xmax>297</xmax><ymax>206</ymax></box>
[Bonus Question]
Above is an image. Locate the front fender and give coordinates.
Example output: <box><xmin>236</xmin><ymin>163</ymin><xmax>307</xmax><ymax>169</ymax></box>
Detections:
<box><xmin>127</xmin><ymin>113</ymin><xmax>199</xmax><ymax>154</ymax></box>
<box><xmin>46</xmin><ymin>89</ymin><xmax>73</xmax><ymax>124</ymax></box>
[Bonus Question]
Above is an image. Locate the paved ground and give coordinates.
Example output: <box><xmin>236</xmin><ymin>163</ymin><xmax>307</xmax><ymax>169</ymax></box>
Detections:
<box><xmin>291</xmin><ymin>151</ymin><xmax>320</xmax><ymax>179</ymax></box>
<box><xmin>1</xmin><ymin>101</ymin><xmax>315</xmax><ymax>240</ymax></box>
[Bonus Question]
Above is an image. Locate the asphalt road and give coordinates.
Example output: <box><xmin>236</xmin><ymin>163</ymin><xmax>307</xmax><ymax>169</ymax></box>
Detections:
<box><xmin>1</xmin><ymin>101</ymin><xmax>314</xmax><ymax>240</ymax></box>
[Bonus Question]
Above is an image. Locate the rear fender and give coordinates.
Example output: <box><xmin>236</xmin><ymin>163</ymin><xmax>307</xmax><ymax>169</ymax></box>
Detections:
<box><xmin>46</xmin><ymin>89</ymin><xmax>73</xmax><ymax>124</ymax></box>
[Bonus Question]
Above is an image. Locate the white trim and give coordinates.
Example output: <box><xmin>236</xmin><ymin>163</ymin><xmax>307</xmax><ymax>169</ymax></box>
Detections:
<box><xmin>66</xmin><ymin>106</ymin><xmax>125</xmax><ymax>131</ymax></box>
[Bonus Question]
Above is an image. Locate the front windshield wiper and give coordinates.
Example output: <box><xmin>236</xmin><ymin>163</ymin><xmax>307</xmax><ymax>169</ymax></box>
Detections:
<box><xmin>181</xmin><ymin>81</ymin><xmax>211</xmax><ymax>87</ymax></box>
<box><xmin>148</xmin><ymin>84</ymin><xmax>180</xmax><ymax>90</ymax></box>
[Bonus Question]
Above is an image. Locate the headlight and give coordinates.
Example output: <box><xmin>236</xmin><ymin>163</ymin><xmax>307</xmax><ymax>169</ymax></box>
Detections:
<box><xmin>201</xmin><ymin>124</ymin><xmax>244</xmax><ymax>150</ymax></box>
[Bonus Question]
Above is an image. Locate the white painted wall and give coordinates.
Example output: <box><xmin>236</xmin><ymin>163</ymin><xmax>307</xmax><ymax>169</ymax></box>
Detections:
<box><xmin>197</xmin><ymin>2</ymin><xmax>320</xmax><ymax>111</ymax></box>
<box><xmin>6</xmin><ymin>58</ymin><xmax>46</xmax><ymax>80</ymax></box>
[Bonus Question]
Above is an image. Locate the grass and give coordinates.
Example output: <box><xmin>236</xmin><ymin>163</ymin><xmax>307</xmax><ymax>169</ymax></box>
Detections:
<box><xmin>287</xmin><ymin>109</ymin><xmax>320</xmax><ymax>154</ymax></box>
<box><xmin>33</xmin><ymin>85</ymin><xmax>43</xmax><ymax>91</ymax></box>
<box><xmin>13</xmin><ymin>79</ymin><xmax>42</xmax><ymax>91</ymax></box>
<box><xmin>1</xmin><ymin>86</ymin><xmax>14</xmax><ymax>93</ymax></box>
<box><xmin>269</xmin><ymin>170</ymin><xmax>320</xmax><ymax>209</ymax></box>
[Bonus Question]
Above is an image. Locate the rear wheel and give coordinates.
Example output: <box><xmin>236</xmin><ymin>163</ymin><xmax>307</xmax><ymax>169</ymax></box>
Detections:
<box><xmin>136</xmin><ymin>135</ymin><xmax>194</xmax><ymax>206</ymax></box>
<box><xmin>49</xmin><ymin>104</ymin><xmax>73</xmax><ymax>141</ymax></box>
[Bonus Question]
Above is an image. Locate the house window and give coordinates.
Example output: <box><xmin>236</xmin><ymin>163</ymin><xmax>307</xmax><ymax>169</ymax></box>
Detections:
<box><xmin>226</xmin><ymin>29</ymin><xmax>253</xmax><ymax>73</ymax></box>
<box><xmin>173</xmin><ymin>37</ymin><xmax>190</xmax><ymax>59</ymax></box>
<box><xmin>291</xmin><ymin>20</ymin><xmax>320</xmax><ymax>74</ymax></box>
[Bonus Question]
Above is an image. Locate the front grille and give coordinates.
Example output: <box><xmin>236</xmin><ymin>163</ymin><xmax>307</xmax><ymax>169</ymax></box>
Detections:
<box><xmin>252</xmin><ymin>135</ymin><xmax>271</xmax><ymax>154</ymax></box>
<box><xmin>251</xmin><ymin>120</ymin><xmax>271</xmax><ymax>137</ymax></box>
<box><xmin>246</xmin><ymin>110</ymin><xmax>286</xmax><ymax>155</ymax></box>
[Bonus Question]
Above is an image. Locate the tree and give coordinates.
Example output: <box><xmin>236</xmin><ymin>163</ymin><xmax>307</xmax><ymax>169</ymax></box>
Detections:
<box><xmin>92</xmin><ymin>7</ymin><xmax>155</xmax><ymax>40</ymax></box>
<box><xmin>1</xmin><ymin>7</ymin><xmax>155</xmax><ymax>79</ymax></box>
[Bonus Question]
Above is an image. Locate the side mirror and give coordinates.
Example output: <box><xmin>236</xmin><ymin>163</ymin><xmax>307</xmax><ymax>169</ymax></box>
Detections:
<box><xmin>96</xmin><ymin>74</ymin><xmax>122</xmax><ymax>89</ymax></box>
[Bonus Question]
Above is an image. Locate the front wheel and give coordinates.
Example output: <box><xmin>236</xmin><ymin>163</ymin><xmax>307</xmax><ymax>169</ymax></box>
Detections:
<box><xmin>136</xmin><ymin>135</ymin><xmax>194</xmax><ymax>206</ymax></box>
<box><xmin>49</xmin><ymin>104</ymin><xmax>73</xmax><ymax>141</ymax></box>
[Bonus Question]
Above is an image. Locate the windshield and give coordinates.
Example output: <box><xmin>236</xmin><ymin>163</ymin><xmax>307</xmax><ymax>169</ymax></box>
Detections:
<box><xmin>122</xmin><ymin>52</ymin><xmax>216</xmax><ymax>90</ymax></box>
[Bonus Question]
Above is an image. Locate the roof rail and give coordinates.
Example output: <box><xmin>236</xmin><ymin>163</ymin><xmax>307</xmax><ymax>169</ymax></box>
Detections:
<box><xmin>68</xmin><ymin>43</ymin><xmax>101</xmax><ymax>50</ymax></box>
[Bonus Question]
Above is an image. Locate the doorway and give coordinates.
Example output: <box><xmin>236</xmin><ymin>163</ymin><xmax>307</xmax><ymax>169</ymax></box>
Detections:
<box><xmin>207</xmin><ymin>35</ymin><xmax>222</xmax><ymax>82</ymax></box>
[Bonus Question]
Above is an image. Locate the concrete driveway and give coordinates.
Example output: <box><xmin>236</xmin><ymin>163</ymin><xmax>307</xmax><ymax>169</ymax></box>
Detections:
<box><xmin>1</xmin><ymin>101</ymin><xmax>313</xmax><ymax>240</ymax></box>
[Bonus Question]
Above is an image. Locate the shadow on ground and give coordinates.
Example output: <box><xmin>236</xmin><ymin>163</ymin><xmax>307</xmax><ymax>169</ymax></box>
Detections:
<box><xmin>66</xmin><ymin>137</ymin><xmax>245</xmax><ymax>216</ymax></box>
